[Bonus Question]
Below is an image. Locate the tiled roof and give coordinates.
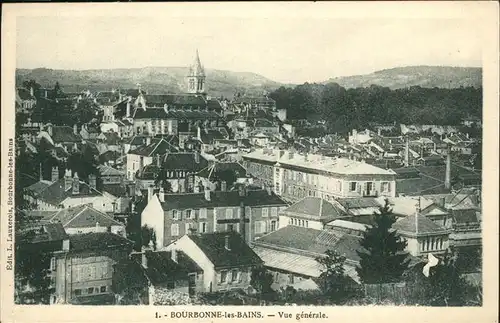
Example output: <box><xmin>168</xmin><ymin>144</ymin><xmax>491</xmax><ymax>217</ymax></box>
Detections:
<box><xmin>254</xmin><ymin>119</ymin><xmax>275</xmax><ymax>128</ymax></box>
<box><xmin>451</xmin><ymin>209</ymin><xmax>479</xmax><ymax>224</ymax></box>
<box><xmin>99</xmin><ymin>150</ymin><xmax>123</xmax><ymax>163</ymax></box>
<box><xmin>252</xmin><ymin>246</ymin><xmax>323</xmax><ymax>278</ymax></box>
<box><xmin>51</xmin><ymin>126</ymin><xmax>82</xmax><ymax>143</ymax></box>
<box><xmin>196</xmin><ymin>162</ymin><xmax>247</xmax><ymax>179</ymax></box>
<box><xmin>98</xmin><ymin>165</ymin><xmax>125</xmax><ymax>177</ymax></box>
<box><xmin>102</xmin><ymin>183</ymin><xmax>129</xmax><ymax>198</ymax></box>
<box><xmin>128</xmin><ymin>138</ymin><xmax>179</xmax><ymax>156</ymax></box>
<box><xmin>143</xmin><ymin>94</ymin><xmax>206</xmax><ymax>107</ymax></box>
<box><xmin>392</xmin><ymin>214</ymin><xmax>447</xmax><ymax>235</ymax></box>
<box><xmin>166</xmin><ymin>110</ymin><xmax>220</xmax><ymax>120</ymax></box>
<box><xmin>424</xmin><ymin>193</ymin><xmax>480</xmax><ymax>210</ymax></box>
<box><xmin>17</xmin><ymin>223</ymin><xmax>68</xmax><ymax>245</ymax></box>
<box><xmin>36</xmin><ymin>178</ymin><xmax>102</xmax><ymax>206</ymax></box>
<box><xmin>26</xmin><ymin>180</ymin><xmax>53</xmax><ymax>195</ymax></box>
<box><xmin>160</xmin><ymin>189</ymin><xmax>287</xmax><ymax>211</ymax></box>
<box><xmin>200</xmin><ymin>129</ymin><xmax>225</xmax><ymax>144</ymax></box>
<box><xmin>163</xmin><ymin>152</ymin><xmax>209</xmax><ymax>172</ymax></box>
<box><xmin>283</xmin><ymin>197</ymin><xmax>345</xmax><ymax>223</ymax></box>
<box><xmin>41</xmin><ymin>204</ymin><xmax>123</xmax><ymax>228</ymax></box>
<box><xmin>189</xmin><ymin>231</ymin><xmax>263</xmax><ymax>268</ymax></box>
<box><xmin>142</xmin><ymin>250</ymin><xmax>202</xmax><ymax>285</ymax></box>
<box><xmin>69</xmin><ymin>232</ymin><xmax>132</xmax><ymax>252</ymax></box>
<box><xmin>132</xmin><ymin>107</ymin><xmax>169</xmax><ymax>119</ymax></box>
<box><xmin>336</xmin><ymin>197</ymin><xmax>381</xmax><ymax>209</ymax></box>
<box><xmin>254</xmin><ymin>226</ymin><xmax>363</xmax><ymax>263</ymax></box>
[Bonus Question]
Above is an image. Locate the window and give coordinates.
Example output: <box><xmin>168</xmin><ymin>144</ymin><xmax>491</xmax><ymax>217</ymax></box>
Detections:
<box><xmin>199</xmin><ymin>222</ymin><xmax>207</xmax><ymax>233</ymax></box>
<box><xmin>172</xmin><ymin>210</ymin><xmax>180</xmax><ymax>220</ymax></box>
<box><xmin>88</xmin><ymin>287</ymin><xmax>94</xmax><ymax>294</ymax></box>
<box><xmin>199</xmin><ymin>208</ymin><xmax>207</xmax><ymax>219</ymax></box>
<box><xmin>225</xmin><ymin>209</ymin><xmax>233</xmax><ymax>219</ymax></box>
<box><xmin>271</xmin><ymin>220</ymin><xmax>277</xmax><ymax>231</ymax></box>
<box><xmin>227</xmin><ymin>224</ymin><xmax>234</xmax><ymax>232</ymax></box>
<box><xmin>255</xmin><ymin>221</ymin><xmax>265</xmax><ymax>234</ymax></box>
<box><xmin>382</xmin><ymin>182</ymin><xmax>389</xmax><ymax>192</ymax></box>
<box><xmin>262</xmin><ymin>208</ymin><xmax>268</xmax><ymax>217</ymax></box>
<box><xmin>185</xmin><ymin>223</ymin><xmax>192</xmax><ymax>233</ymax></box>
<box><xmin>350</xmin><ymin>182</ymin><xmax>357</xmax><ymax>192</ymax></box>
<box><xmin>306</xmin><ymin>220</ymin><xmax>309</xmax><ymax>228</ymax></box>
<box><xmin>231</xmin><ymin>270</ymin><xmax>238</xmax><ymax>282</ymax></box>
<box><xmin>50</xmin><ymin>257</ymin><xmax>56</xmax><ymax>271</ymax></box>
<box><xmin>74</xmin><ymin>289</ymin><xmax>82</xmax><ymax>296</ymax></box>
<box><xmin>289</xmin><ymin>274</ymin><xmax>294</xmax><ymax>284</ymax></box>
<box><xmin>220</xmin><ymin>270</ymin><xmax>228</xmax><ymax>283</ymax></box>
<box><xmin>185</xmin><ymin>209</ymin><xmax>193</xmax><ymax>219</ymax></box>
<box><xmin>171</xmin><ymin>224</ymin><xmax>179</xmax><ymax>236</ymax></box>
<box><xmin>270</xmin><ymin>207</ymin><xmax>277</xmax><ymax>217</ymax></box>
<box><xmin>100</xmin><ymin>286</ymin><xmax>107</xmax><ymax>293</ymax></box>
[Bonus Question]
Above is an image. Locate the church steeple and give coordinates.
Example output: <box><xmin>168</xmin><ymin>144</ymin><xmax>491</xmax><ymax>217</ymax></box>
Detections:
<box><xmin>187</xmin><ymin>49</ymin><xmax>206</xmax><ymax>94</ymax></box>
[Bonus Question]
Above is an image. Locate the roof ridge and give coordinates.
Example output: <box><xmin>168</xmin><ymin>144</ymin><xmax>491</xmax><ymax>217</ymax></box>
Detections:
<box><xmin>64</xmin><ymin>205</ymin><xmax>89</xmax><ymax>227</ymax></box>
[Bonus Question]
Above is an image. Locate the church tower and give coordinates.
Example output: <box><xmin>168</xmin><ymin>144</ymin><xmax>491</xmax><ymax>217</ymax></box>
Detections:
<box><xmin>186</xmin><ymin>49</ymin><xmax>206</xmax><ymax>94</ymax></box>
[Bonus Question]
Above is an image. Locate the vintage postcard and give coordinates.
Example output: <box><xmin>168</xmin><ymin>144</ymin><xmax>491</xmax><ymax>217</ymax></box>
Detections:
<box><xmin>1</xmin><ymin>2</ymin><xmax>498</xmax><ymax>323</ymax></box>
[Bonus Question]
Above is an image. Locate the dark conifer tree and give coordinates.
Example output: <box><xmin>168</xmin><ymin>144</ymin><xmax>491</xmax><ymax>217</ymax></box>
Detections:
<box><xmin>356</xmin><ymin>199</ymin><xmax>410</xmax><ymax>284</ymax></box>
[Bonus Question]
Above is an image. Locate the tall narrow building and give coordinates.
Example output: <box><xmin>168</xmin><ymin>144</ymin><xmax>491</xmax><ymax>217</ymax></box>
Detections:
<box><xmin>186</xmin><ymin>49</ymin><xmax>206</xmax><ymax>95</ymax></box>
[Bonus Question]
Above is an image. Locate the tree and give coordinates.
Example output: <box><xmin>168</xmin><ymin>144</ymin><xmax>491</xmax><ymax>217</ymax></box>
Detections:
<box><xmin>126</xmin><ymin>197</ymin><xmax>148</xmax><ymax>251</ymax></box>
<box><xmin>250</xmin><ymin>267</ymin><xmax>275</xmax><ymax>301</ymax></box>
<box><xmin>356</xmin><ymin>199</ymin><xmax>410</xmax><ymax>284</ymax></box>
<box><xmin>141</xmin><ymin>225</ymin><xmax>157</xmax><ymax>250</ymax></box>
<box><xmin>425</xmin><ymin>250</ymin><xmax>473</xmax><ymax>306</ymax></box>
<box><xmin>315</xmin><ymin>250</ymin><xmax>350</xmax><ymax>303</ymax></box>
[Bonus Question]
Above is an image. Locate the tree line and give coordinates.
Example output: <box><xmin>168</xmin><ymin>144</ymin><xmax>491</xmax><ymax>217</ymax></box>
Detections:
<box><xmin>269</xmin><ymin>83</ymin><xmax>482</xmax><ymax>134</ymax></box>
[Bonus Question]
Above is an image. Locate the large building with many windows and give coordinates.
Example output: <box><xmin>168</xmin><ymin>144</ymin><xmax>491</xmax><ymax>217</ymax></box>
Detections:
<box><xmin>141</xmin><ymin>186</ymin><xmax>288</xmax><ymax>248</ymax></box>
<box><xmin>242</xmin><ymin>148</ymin><xmax>397</xmax><ymax>203</ymax></box>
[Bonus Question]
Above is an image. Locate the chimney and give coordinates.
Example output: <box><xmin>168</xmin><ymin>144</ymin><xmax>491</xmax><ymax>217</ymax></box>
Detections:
<box><xmin>197</xmin><ymin>126</ymin><xmax>201</xmax><ymax>141</ymax></box>
<box><xmin>439</xmin><ymin>197</ymin><xmax>446</xmax><ymax>208</ymax></box>
<box><xmin>64</xmin><ymin>169</ymin><xmax>72</xmax><ymax>190</ymax></box>
<box><xmin>126</xmin><ymin>98</ymin><xmax>131</xmax><ymax>118</ymax></box>
<box><xmin>445</xmin><ymin>145</ymin><xmax>452</xmax><ymax>189</ymax></box>
<box><xmin>156</xmin><ymin>154</ymin><xmax>161</xmax><ymax>167</ymax></box>
<box><xmin>72</xmin><ymin>172</ymin><xmax>80</xmax><ymax>195</ymax></box>
<box><xmin>127</xmin><ymin>183</ymin><xmax>135</xmax><ymax>197</ymax></box>
<box><xmin>377</xmin><ymin>128</ymin><xmax>381</xmax><ymax>136</ymax></box>
<box><xmin>266</xmin><ymin>185</ymin><xmax>272</xmax><ymax>195</ymax></box>
<box><xmin>224</xmin><ymin>235</ymin><xmax>231</xmax><ymax>251</ymax></box>
<box><xmin>89</xmin><ymin>174</ymin><xmax>97</xmax><ymax>190</ymax></box>
<box><xmin>171</xmin><ymin>249</ymin><xmax>177</xmax><ymax>263</ymax></box>
<box><xmin>62</xmin><ymin>239</ymin><xmax>70</xmax><ymax>251</ymax></box>
<box><xmin>51</xmin><ymin>166</ymin><xmax>59</xmax><ymax>182</ymax></box>
<box><xmin>146</xmin><ymin>136</ymin><xmax>151</xmax><ymax>146</ymax></box>
<box><xmin>221</xmin><ymin>181</ymin><xmax>227</xmax><ymax>192</ymax></box>
<box><xmin>159</xmin><ymin>187</ymin><xmax>165</xmax><ymax>202</ymax></box>
<box><xmin>73</xmin><ymin>124</ymin><xmax>78</xmax><ymax>135</ymax></box>
<box><xmin>30</xmin><ymin>86</ymin><xmax>34</xmax><ymax>97</ymax></box>
<box><xmin>204</xmin><ymin>188</ymin><xmax>211</xmax><ymax>201</ymax></box>
<box><xmin>194</xmin><ymin>151</ymin><xmax>200</xmax><ymax>164</ymax></box>
<box><xmin>147</xmin><ymin>186</ymin><xmax>154</xmax><ymax>201</ymax></box>
<box><xmin>164</xmin><ymin>103</ymin><xmax>169</xmax><ymax>113</ymax></box>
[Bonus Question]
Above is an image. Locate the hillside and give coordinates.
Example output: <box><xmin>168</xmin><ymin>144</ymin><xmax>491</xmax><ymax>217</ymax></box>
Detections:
<box><xmin>324</xmin><ymin>66</ymin><xmax>482</xmax><ymax>89</ymax></box>
<box><xmin>15</xmin><ymin>67</ymin><xmax>282</xmax><ymax>99</ymax></box>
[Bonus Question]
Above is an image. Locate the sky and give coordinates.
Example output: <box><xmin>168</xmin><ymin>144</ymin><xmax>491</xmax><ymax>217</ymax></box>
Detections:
<box><xmin>16</xmin><ymin>11</ymin><xmax>483</xmax><ymax>84</ymax></box>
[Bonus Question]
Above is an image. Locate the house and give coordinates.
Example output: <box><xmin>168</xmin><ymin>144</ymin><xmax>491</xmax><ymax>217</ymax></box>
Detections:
<box><xmin>249</xmin><ymin>132</ymin><xmax>270</xmax><ymax>147</ymax></box>
<box><xmin>392</xmin><ymin>213</ymin><xmax>451</xmax><ymax>257</ymax></box>
<box><xmin>16</xmin><ymin>87</ymin><xmax>37</xmax><ymax>113</ymax></box>
<box><xmin>38</xmin><ymin>124</ymin><xmax>83</xmax><ymax>153</ymax></box>
<box><xmin>98</xmin><ymin>165</ymin><xmax>125</xmax><ymax>185</ymax></box>
<box><xmin>165</xmin><ymin>232</ymin><xmax>263</xmax><ymax>293</ymax></box>
<box><xmin>197</xmin><ymin>127</ymin><xmax>227</xmax><ymax>153</ymax></box>
<box><xmin>252</xmin><ymin>225</ymin><xmax>363</xmax><ymax>291</ymax></box>
<box><xmin>334</xmin><ymin>197</ymin><xmax>382</xmax><ymax>216</ymax></box>
<box><xmin>51</xmin><ymin>232</ymin><xmax>133</xmax><ymax>304</ymax></box>
<box><xmin>195</xmin><ymin>161</ymin><xmax>248</xmax><ymax>191</ymax></box>
<box><xmin>126</xmin><ymin>137</ymin><xmax>179</xmax><ymax>180</ymax></box>
<box><xmin>24</xmin><ymin>169</ymin><xmax>117</xmax><ymax>213</ymax></box>
<box><xmin>278</xmin><ymin>197</ymin><xmax>346</xmax><ymax>230</ymax></box>
<box><xmin>252</xmin><ymin>119</ymin><xmax>279</xmax><ymax>135</ymax></box>
<box><xmin>135</xmin><ymin>151</ymin><xmax>209</xmax><ymax>192</ymax></box>
<box><xmin>243</xmin><ymin>148</ymin><xmax>397</xmax><ymax>202</ymax></box>
<box><xmin>36</xmin><ymin>204</ymin><xmax>126</xmax><ymax>237</ymax></box>
<box><xmin>141</xmin><ymin>185</ymin><xmax>288</xmax><ymax>247</ymax></box>
<box><xmin>113</xmin><ymin>249</ymin><xmax>203</xmax><ymax>305</ymax></box>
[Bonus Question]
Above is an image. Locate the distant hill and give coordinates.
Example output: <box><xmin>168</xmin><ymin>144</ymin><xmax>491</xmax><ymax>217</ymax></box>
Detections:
<box><xmin>15</xmin><ymin>67</ymin><xmax>283</xmax><ymax>99</ymax></box>
<box><xmin>324</xmin><ymin>66</ymin><xmax>482</xmax><ymax>89</ymax></box>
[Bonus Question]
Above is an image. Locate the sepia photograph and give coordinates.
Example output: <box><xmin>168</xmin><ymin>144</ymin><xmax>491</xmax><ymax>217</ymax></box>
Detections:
<box><xmin>1</xmin><ymin>2</ymin><xmax>498</xmax><ymax>322</ymax></box>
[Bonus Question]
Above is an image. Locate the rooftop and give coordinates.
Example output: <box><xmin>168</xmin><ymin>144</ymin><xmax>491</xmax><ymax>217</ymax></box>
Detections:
<box><xmin>40</xmin><ymin>204</ymin><xmax>123</xmax><ymax>229</ymax></box>
<box><xmin>68</xmin><ymin>232</ymin><xmax>132</xmax><ymax>252</ymax></box>
<box><xmin>189</xmin><ymin>231</ymin><xmax>263</xmax><ymax>268</ymax></box>
<box><xmin>392</xmin><ymin>214</ymin><xmax>447</xmax><ymax>235</ymax></box>
<box><xmin>283</xmin><ymin>197</ymin><xmax>345</xmax><ymax>223</ymax></box>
